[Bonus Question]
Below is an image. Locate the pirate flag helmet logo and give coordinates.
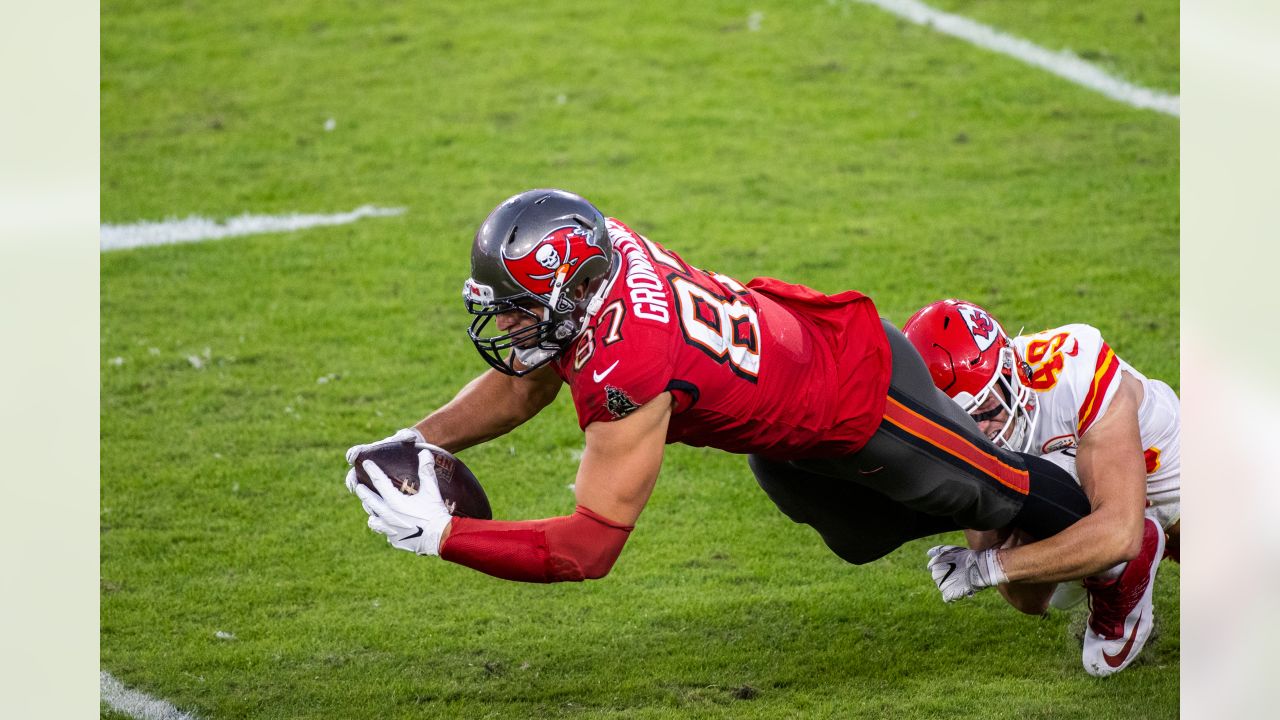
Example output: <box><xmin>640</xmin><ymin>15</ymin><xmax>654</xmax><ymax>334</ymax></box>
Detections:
<box><xmin>501</xmin><ymin>226</ymin><xmax>605</xmax><ymax>297</ymax></box>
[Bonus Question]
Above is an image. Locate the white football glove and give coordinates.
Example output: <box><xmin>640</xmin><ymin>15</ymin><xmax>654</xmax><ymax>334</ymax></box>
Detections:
<box><xmin>926</xmin><ymin>545</ymin><xmax>1008</xmax><ymax>603</ymax></box>
<box><xmin>344</xmin><ymin>427</ymin><xmax>425</xmax><ymax>466</ymax></box>
<box><xmin>353</xmin><ymin>448</ymin><xmax>452</xmax><ymax>556</ymax></box>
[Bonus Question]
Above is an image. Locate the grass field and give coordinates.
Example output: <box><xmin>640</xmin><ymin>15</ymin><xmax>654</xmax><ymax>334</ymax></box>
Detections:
<box><xmin>101</xmin><ymin>1</ymin><xmax>1179</xmax><ymax>717</ymax></box>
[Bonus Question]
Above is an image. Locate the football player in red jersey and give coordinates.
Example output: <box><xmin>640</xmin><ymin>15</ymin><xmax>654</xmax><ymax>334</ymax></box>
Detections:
<box><xmin>344</xmin><ymin>189</ymin><xmax>1094</xmax><ymax>591</ymax></box>
<box><xmin>903</xmin><ymin>299</ymin><xmax>1181</xmax><ymax>676</ymax></box>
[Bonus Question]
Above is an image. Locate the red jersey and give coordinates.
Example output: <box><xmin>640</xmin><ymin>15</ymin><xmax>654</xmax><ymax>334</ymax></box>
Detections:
<box><xmin>552</xmin><ymin>219</ymin><xmax>891</xmax><ymax>459</ymax></box>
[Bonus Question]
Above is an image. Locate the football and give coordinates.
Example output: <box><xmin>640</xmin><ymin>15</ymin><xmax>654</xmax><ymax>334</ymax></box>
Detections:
<box><xmin>353</xmin><ymin>442</ymin><xmax>493</xmax><ymax>519</ymax></box>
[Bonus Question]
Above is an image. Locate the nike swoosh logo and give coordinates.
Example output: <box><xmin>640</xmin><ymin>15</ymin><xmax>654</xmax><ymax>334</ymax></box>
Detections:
<box><xmin>402</xmin><ymin>527</ymin><xmax>424</xmax><ymax>541</ymax></box>
<box><xmin>939</xmin><ymin>562</ymin><xmax>958</xmax><ymax>585</ymax></box>
<box><xmin>1102</xmin><ymin>610</ymin><xmax>1143</xmax><ymax>667</ymax></box>
<box><xmin>593</xmin><ymin>360</ymin><xmax>620</xmax><ymax>383</ymax></box>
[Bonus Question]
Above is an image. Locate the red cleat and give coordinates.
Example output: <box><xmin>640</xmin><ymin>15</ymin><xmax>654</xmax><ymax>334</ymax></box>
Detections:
<box><xmin>1081</xmin><ymin>517</ymin><xmax>1166</xmax><ymax>677</ymax></box>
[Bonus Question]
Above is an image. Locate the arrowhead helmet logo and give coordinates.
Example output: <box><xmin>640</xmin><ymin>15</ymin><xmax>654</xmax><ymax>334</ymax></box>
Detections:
<box><xmin>501</xmin><ymin>226</ymin><xmax>605</xmax><ymax>295</ymax></box>
<box><xmin>956</xmin><ymin>304</ymin><xmax>1002</xmax><ymax>352</ymax></box>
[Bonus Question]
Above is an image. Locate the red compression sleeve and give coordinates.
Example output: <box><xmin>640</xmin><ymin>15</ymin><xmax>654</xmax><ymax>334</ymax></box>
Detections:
<box><xmin>439</xmin><ymin>505</ymin><xmax>634</xmax><ymax>583</ymax></box>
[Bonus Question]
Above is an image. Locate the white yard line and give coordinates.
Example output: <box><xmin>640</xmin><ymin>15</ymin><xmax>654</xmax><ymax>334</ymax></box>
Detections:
<box><xmin>100</xmin><ymin>205</ymin><xmax>406</xmax><ymax>251</ymax></box>
<box><xmin>854</xmin><ymin>0</ymin><xmax>1180</xmax><ymax>117</ymax></box>
<box><xmin>100</xmin><ymin>671</ymin><xmax>199</xmax><ymax>720</ymax></box>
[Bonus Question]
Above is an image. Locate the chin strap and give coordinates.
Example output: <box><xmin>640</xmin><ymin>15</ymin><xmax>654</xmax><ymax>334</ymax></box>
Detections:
<box><xmin>581</xmin><ymin>263</ymin><xmax>620</xmax><ymax>324</ymax></box>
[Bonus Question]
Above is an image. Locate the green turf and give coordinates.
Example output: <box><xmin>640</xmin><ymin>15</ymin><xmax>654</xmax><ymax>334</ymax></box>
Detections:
<box><xmin>102</xmin><ymin>0</ymin><xmax>1178</xmax><ymax>717</ymax></box>
<box><xmin>925</xmin><ymin>0</ymin><xmax>1179</xmax><ymax>93</ymax></box>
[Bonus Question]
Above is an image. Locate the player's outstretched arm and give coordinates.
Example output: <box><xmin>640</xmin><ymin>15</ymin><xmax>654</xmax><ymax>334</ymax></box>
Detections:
<box><xmin>986</xmin><ymin>373</ymin><xmax>1149</xmax><ymax>585</ymax></box>
<box><xmin>570</xmin><ymin>392</ymin><xmax>671</xmax><ymax>525</ymax></box>
<box><xmin>413</xmin><ymin>364</ymin><xmax>563</xmax><ymax>454</ymax></box>
<box><xmin>435</xmin><ymin>393</ymin><xmax>674</xmax><ymax>583</ymax></box>
<box><xmin>345</xmin><ymin>365</ymin><xmax>561</xmax><ymax>467</ymax></box>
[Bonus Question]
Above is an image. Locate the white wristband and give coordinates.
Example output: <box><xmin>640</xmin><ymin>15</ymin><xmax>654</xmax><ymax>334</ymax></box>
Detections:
<box><xmin>975</xmin><ymin>548</ymin><xmax>1009</xmax><ymax>587</ymax></box>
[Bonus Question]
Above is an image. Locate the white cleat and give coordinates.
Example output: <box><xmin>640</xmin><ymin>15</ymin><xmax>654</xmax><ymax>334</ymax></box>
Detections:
<box><xmin>1081</xmin><ymin>517</ymin><xmax>1166</xmax><ymax>677</ymax></box>
<box><xmin>1050</xmin><ymin>580</ymin><xmax>1087</xmax><ymax>610</ymax></box>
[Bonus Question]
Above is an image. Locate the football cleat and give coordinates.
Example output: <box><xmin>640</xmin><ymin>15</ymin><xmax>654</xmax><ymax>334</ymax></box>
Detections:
<box><xmin>1049</xmin><ymin>580</ymin><xmax>1087</xmax><ymax>610</ymax></box>
<box><xmin>1081</xmin><ymin>517</ymin><xmax>1166</xmax><ymax>677</ymax></box>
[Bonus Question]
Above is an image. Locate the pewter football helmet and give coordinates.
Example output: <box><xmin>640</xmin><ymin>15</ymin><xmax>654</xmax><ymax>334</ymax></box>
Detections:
<box><xmin>463</xmin><ymin>189</ymin><xmax>617</xmax><ymax>375</ymax></box>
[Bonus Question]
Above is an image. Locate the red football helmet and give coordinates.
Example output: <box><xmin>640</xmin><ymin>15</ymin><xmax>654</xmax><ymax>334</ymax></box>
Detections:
<box><xmin>902</xmin><ymin>299</ymin><xmax>1039</xmax><ymax>452</ymax></box>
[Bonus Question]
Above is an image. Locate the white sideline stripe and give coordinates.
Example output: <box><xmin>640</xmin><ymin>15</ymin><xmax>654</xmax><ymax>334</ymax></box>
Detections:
<box><xmin>100</xmin><ymin>205</ymin><xmax>406</xmax><ymax>251</ymax></box>
<box><xmin>100</xmin><ymin>671</ymin><xmax>199</xmax><ymax>720</ymax></box>
<box><xmin>854</xmin><ymin>0</ymin><xmax>1180</xmax><ymax>117</ymax></box>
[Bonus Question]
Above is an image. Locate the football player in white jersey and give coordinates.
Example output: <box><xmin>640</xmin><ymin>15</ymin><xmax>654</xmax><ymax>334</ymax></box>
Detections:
<box><xmin>903</xmin><ymin>299</ymin><xmax>1180</xmax><ymax>677</ymax></box>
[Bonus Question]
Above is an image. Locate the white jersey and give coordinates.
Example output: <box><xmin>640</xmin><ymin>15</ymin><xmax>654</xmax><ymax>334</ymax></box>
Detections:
<box><xmin>1015</xmin><ymin>324</ymin><xmax>1181</xmax><ymax>530</ymax></box>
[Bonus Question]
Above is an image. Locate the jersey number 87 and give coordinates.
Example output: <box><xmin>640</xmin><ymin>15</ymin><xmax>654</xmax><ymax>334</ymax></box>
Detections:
<box><xmin>671</xmin><ymin>276</ymin><xmax>761</xmax><ymax>381</ymax></box>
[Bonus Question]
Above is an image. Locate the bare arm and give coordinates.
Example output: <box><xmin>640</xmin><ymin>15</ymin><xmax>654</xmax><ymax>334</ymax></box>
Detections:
<box><xmin>994</xmin><ymin>372</ymin><xmax>1149</xmax><ymax>584</ymax></box>
<box><xmin>412</xmin><ymin>364</ymin><xmax>562</xmax><ymax>454</ymax></box>
<box><xmin>572</xmin><ymin>392</ymin><xmax>672</xmax><ymax>524</ymax></box>
<box><xmin>964</xmin><ymin>528</ymin><xmax>1055</xmax><ymax>614</ymax></box>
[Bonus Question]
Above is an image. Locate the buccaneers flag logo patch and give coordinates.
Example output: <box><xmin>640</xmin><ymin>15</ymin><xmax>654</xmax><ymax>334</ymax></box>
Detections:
<box><xmin>501</xmin><ymin>226</ymin><xmax>604</xmax><ymax>295</ymax></box>
<box><xmin>605</xmin><ymin>385</ymin><xmax>640</xmax><ymax>418</ymax></box>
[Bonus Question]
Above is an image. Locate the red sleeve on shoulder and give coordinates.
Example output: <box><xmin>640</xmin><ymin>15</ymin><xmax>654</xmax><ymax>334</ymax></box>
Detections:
<box><xmin>439</xmin><ymin>506</ymin><xmax>634</xmax><ymax>583</ymax></box>
<box><xmin>570</xmin><ymin>327</ymin><xmax>675</xmax><ymax>427</ymax></box>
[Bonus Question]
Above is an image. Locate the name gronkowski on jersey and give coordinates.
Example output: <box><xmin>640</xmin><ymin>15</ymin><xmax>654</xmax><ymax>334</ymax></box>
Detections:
<box><xmin>551</xmin><ymin>219</ymin><xmax>891</xmax><ymax>459</ymax></box>
<box><xmin>1014</xmin><ymin>324</ymin><xmax>1181</xmax><ymax>527</ymax></box>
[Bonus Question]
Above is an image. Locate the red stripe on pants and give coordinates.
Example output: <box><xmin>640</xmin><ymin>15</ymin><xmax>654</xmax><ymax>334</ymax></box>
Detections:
<box><xmin>882</xmin><ymin>396</ymin><xmax>1030</xmax><ymax>495</ymax></box>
